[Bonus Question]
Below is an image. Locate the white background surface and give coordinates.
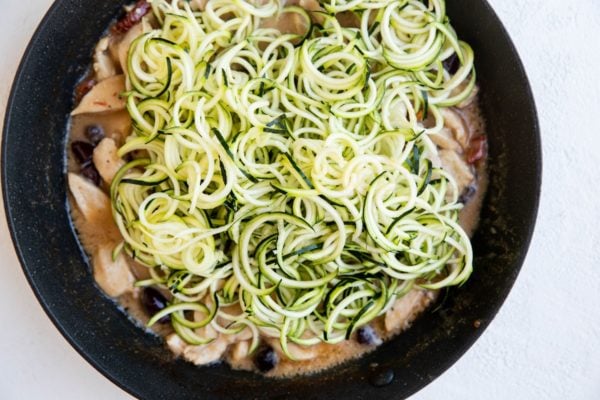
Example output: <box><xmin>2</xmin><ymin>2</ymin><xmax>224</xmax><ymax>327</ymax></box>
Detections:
<box><xmin>1</xmin><ymin>1</ymin><xmax>599</xmax><ymax>399</ymax></box>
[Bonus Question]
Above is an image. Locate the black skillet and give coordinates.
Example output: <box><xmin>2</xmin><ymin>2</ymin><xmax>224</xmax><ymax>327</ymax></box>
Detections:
<box><xmin>2</xmin><ymin>1</ymin><xmax>541</xmax><ymax>398</ymax></box>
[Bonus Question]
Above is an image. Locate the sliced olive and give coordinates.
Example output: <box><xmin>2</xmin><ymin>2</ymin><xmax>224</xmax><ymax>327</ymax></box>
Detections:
<box><xmin>71</xmin><ymin>141</ymin><xmax>95</xmax><ymax>165</ymax></box>
<box><xmin>458</xmin><ymin>184</ymin><xmax>477</xmax><ymax>204</ymax></box>
<box><xmin>356</xmin><ymin>325</ymin><xmax>382</xmax><ymax>346</ymax></box>
<box><xmin>141</xmin><ymin>287</ymin><xmax>170</xmax><ymax>324</ymax></box>
<box><xmin>254</xmin><ymin>345</ymin><xmax>278</xmax><ymax>372</ymax></box>
<box><xmin>85</xmin><ymin>124</ymin><xmax>105</xmax><ymax>145</ymax></box>
<box><xmin>80</xmin><ymin>163</ymin><xmax>101</xmax><ymax>186</ymax></box>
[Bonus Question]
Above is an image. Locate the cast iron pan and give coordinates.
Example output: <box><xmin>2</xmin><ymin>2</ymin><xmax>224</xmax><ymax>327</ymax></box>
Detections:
<box><xmin>2</xmin><ymin>1</ymin><xmax>541</xmax><ymax>399</ymax></box>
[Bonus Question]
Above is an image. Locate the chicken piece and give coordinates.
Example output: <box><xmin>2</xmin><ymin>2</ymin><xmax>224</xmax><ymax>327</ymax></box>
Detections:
<box><xmin>439</xmin><ymin>149</ymin><xmax>475</xmax><ymax>194</ymax></box>
<box><xmin>191</xmin><ymin>0</ymin><xmax>207</xmax><ymax>11</ymax></box>
<box><xmin>92</xmin><ymin>245</ymin><xmax>135</xmax><ymax>297</ymax></box>
<box><xmin>68</xmin><ymin>173</ymin><xmax>111</xmax><ymax>223</ymax></box>
<box><xmin>93</xmin><ymin>37</ymin><xmax>117</xmax><ymax>81</ymax></box>
<box><xmin>429</xmin><ymin>127</ymin><xmax>461</xmax><ymax>151</ymax></box>
<box><xmin>108</xmin><ymin>36</ymin><xmax>122</xmax><ymax>73</ymax></box>
<box><xmin>93</xmin><ymin>138</ymin><xmax>124</xmax><ymax>185</ymax></box>
<box><xmin>458</xmin><ymin>83</ymin><xmax>479</xmax><ymax>108</ymax></box>
<box><xmin>166</xmin><ymin>334</ymin><xmax>187</xmax><ymax>356</ymax></box>
<box><xmin>184</xmin><ymin>337</ymin><xmax>228</xmax><ymax>366</ymax></box>
<box><xmin>440</xmin><ymin>108</ymin><xmax>469</xmax><ymax>148</ymax></box>
<box><xmin>229</xmin><ymin>340</ymin><xmax>250</xmax><ymax>362</ymax></box>
<box><xmin>68</xmin><ymin>172</ymin><xmax>122</xmax><ymax>249</ymax></box>
<box><xmin>225</xmin><ymin>339</ymin><xmax>255</xmax><ymax>371</ymax></box>
<box><xmin>71</xmin><ymin>75</ymin><xmax>126</xmax><ymax>115</ymax></box>
<box><xmin>385</xmin><ymin>289</ymin><xmax>435</xmax><ymax>332</ymax></box>
<box><xmin>118</xmin><ymin>23</ymin><xmax>144</xmax><ymax>78</ymax></box>
<box><xmin>167</xmin><ymin>325</ymin><xmax>228</xmax><ymax>365</ymax></box>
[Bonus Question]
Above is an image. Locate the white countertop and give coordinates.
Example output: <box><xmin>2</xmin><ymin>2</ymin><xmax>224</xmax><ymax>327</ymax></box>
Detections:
<box><xmin>1</xmin><ymin>1</ymin><xmax>599</xmax><ymax>399</ymax></box>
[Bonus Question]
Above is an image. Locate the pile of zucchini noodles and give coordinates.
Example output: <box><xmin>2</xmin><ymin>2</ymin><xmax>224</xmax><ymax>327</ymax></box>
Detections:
<box><xmin>111</xmin><ymin>0</ymin><xmax>475</xmax><ymax>358</ymax></box>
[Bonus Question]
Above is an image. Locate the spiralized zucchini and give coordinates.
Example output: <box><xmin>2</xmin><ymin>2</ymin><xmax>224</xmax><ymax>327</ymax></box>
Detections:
<box><xmin>111</xmin><ymin>0</ymin><xmax>475</xmax><ymax>358</ymax></box>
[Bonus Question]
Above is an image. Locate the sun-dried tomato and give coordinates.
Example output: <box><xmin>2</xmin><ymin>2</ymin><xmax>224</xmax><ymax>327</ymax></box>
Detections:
<box><xmin>467</xmin><ymin>135</ymin><xmax>487</xmax><ymax>164</ymax></box>
<box><xmin>112</xmin><ymin>0</ymin><xmax>151</xmax><ymax>34</ymax></box>
<box><xmin>74</xmin><ymin>78</ymin><xmax>96</xmax><ymax>103</ymax></box>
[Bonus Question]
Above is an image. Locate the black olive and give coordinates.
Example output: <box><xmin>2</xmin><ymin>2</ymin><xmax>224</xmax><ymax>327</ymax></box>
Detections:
<box><xmin>71</xmin><ymin>141</ymin><xmax>95</xmax><ymax>165</ymax></box>
<box><xmin>356</xmin><ymin>325</ymin><xmax>382</xmax><ymax>346</ymax></box>
<box><xmin>458</xmin><ymin>184</ymin><xmax>477</xmax><ymax>204</ymax></box>
<box><xmin>85</xmin><ymin>125</ymin><xmax>105</xmax><ymax>145</ymax></box>
<box><xmin>141</xmin><ymin>287</ymin><xmax>170</xmax><ymax>323</ymax></box>
<box><xmin>443</xmin><ymin>53</ymin><xmax>460</xmax><ymax>74</ymax></box>
<box><xmin>254</xmin><ymin>345</ymin><xmax>278</xmax><ymax>373</ymax></box>
<box><xmin>80</xmin><ymin>163</ymin><xmax>101</xmax><ymax>186</ymax></box>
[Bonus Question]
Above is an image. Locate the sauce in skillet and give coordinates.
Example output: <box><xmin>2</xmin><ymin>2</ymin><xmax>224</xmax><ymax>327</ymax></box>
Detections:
<box><xmin>66</xmin><ymin>1</ymin><xmax>488</xmax><ymax>377</ymax></box>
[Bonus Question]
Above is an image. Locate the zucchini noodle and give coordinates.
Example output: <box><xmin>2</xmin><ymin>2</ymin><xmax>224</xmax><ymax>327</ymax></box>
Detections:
<box><xmin>111</xmin><ymin>0</ymin><xmax>476</xmax><ymax>359</ymax></box>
